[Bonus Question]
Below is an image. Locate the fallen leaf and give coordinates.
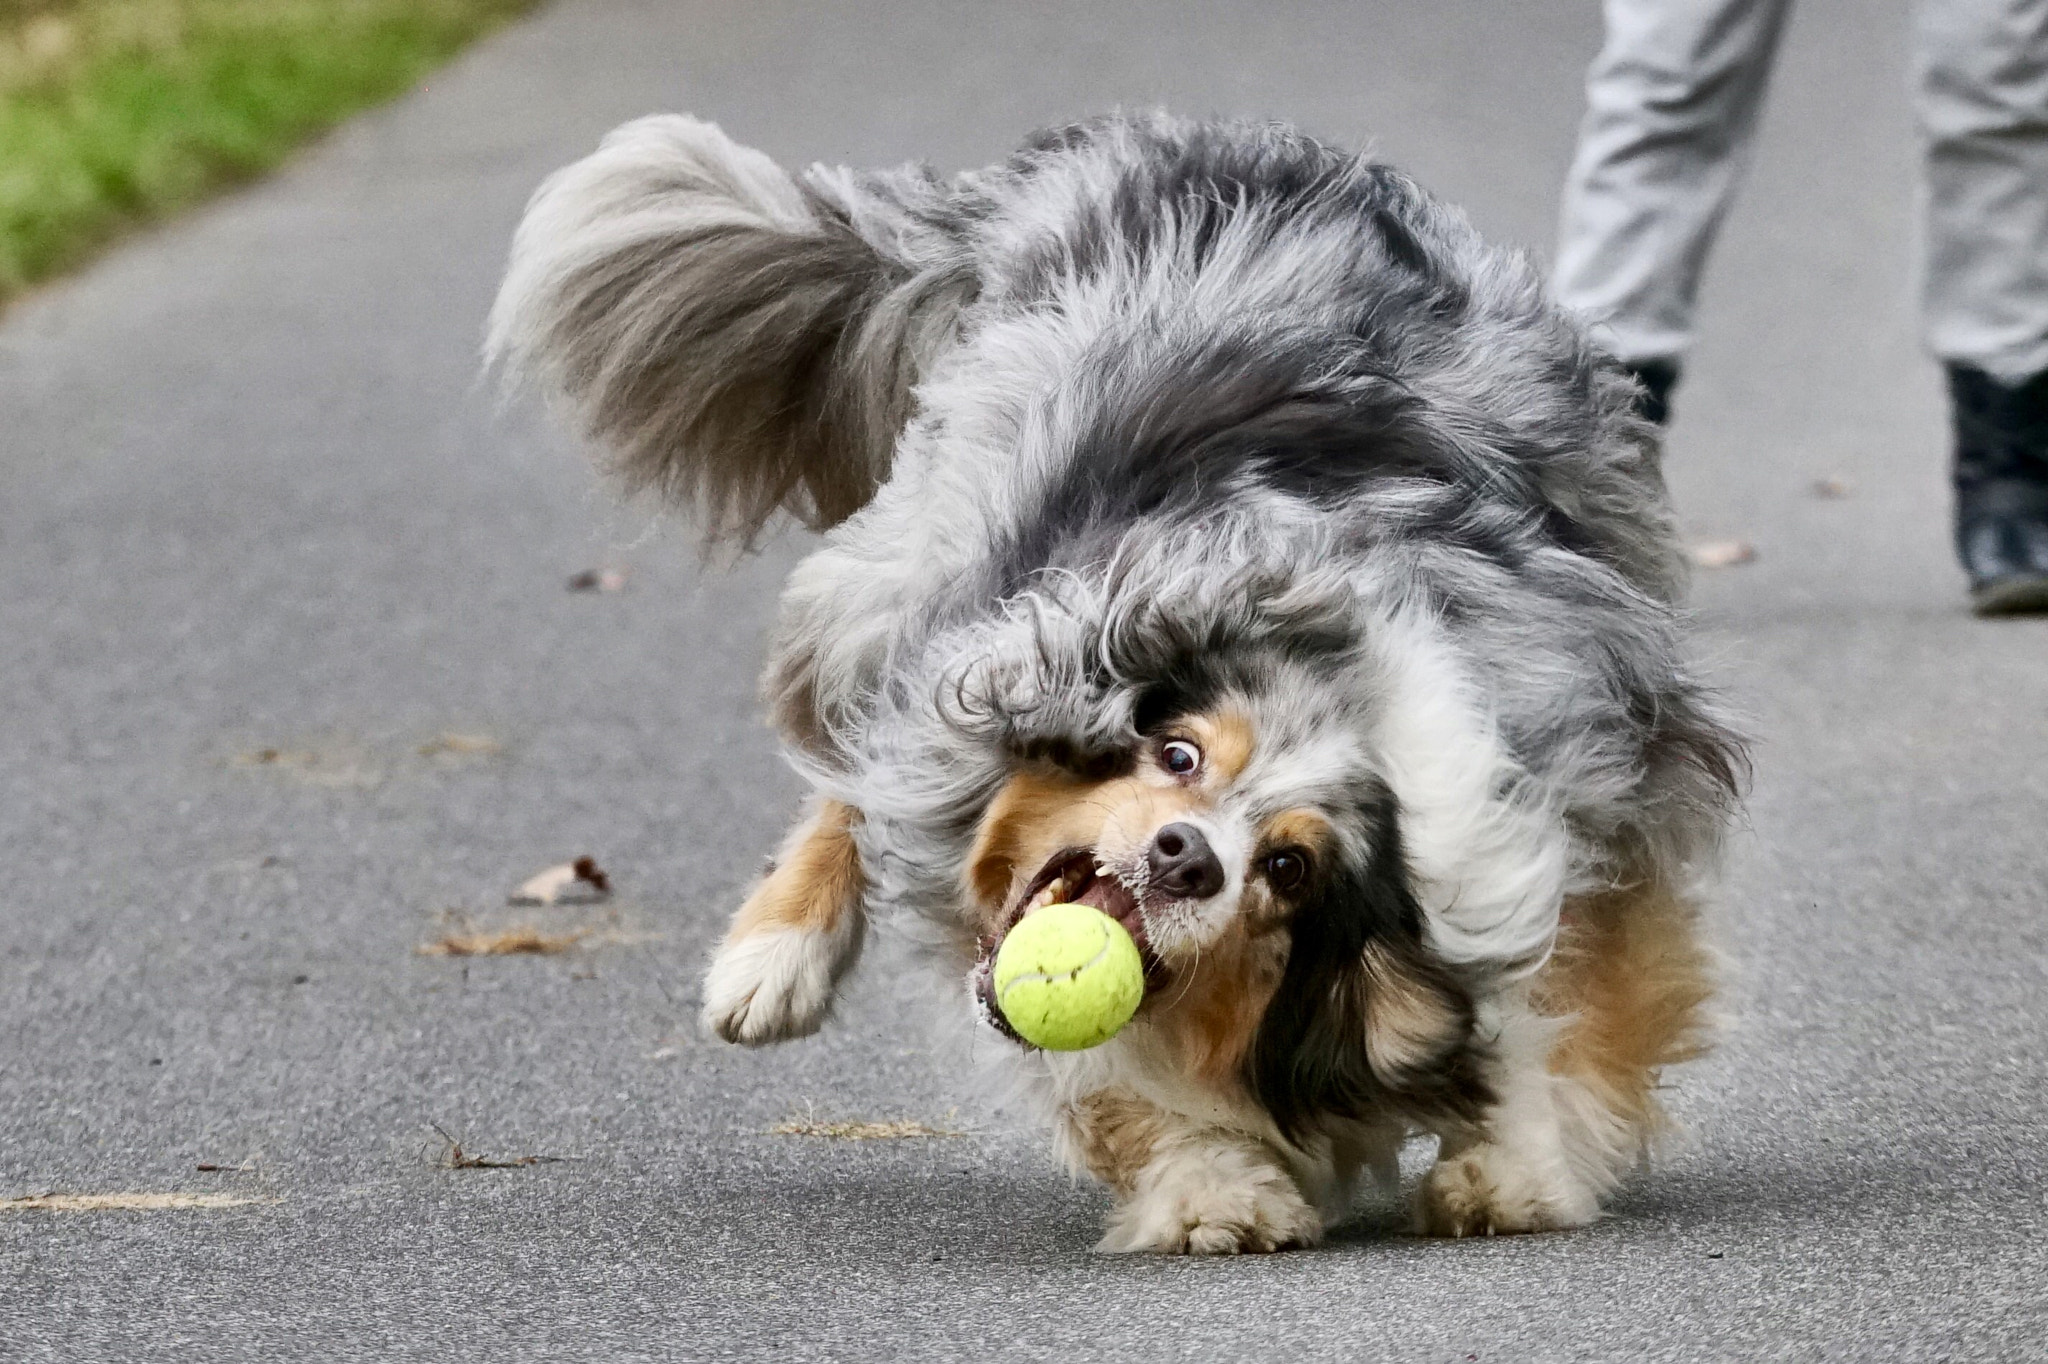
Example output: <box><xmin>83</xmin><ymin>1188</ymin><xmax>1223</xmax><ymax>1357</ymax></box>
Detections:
<box><xmin>417</xmin><ymin>926</ymin><xmax>587</xmax><ymax>957</ymax></box>
<box><xmin>3</xmin><ymin>1192</ymin><xmax>274</xmax><ymax>1213</ymax></box>
<box><xmin>1688</xmin><ymin>539</ymin><xmax>1757</xmax><ymax>569</ymax></box>
<box><xmin>566</xmin><ymin>568</ymin><xmax>629</xmax><ymax>593</ymax></box>
<box><xmin>418</xmin><ymin>733</ymin><xmax>502</xmax><ymax>759</ymax></box>
<box><xmin>768</xmin><ymin>1117</ymin><xmax>963</xmax><ymax>1141</ymax></box>
<box><xmin>509</xmin><ymin>856</ymin><xmax>610</xmax><ymax>906</ymax></box>
<box><xmin>194</xmin><ymin>1162</ymin><xmax>255</xmax><ymax>1173</ymax></box>
<box><xmin>232</xmin><ymin>744</ymin><xmax>380</xmax><ymax>788</ymax></box>
<box><xmin>1810</xmin><ymin>477</ymin><xmax>1853</xmax><ymax>499</ymax></box>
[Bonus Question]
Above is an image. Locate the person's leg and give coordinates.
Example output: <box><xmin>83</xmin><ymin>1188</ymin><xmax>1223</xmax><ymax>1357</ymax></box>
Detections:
<box><xmin>1556</xmin><ymin>0</ymin><xmax>1796</xmax><ymax>422</ymax></box>
<box><xmin>1916</xmin><ymin>0</ymin><xmax>2048</xmax><ymax>611</ymax></box>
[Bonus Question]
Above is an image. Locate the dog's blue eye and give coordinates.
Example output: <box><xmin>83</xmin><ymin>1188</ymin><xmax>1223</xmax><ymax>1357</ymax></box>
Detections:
<box><xmin>1161</xmin><ymin>740</ymin><xmax>1202</xmax><ymax>776</ymax></box>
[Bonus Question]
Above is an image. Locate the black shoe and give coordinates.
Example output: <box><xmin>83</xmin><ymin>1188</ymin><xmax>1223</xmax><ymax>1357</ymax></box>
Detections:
<box><xmin>1948</xmin><ymin>364</ymin><xmax>2048</xmax><ymax>616</ymax></box>
<box><xmin>1625</xmin><ymin>359</ymin><xmax>1680</xmax><ymax>426</ymax></box>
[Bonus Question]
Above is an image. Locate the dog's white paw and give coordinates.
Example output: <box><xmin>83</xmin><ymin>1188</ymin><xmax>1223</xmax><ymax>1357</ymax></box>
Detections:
<box><xmin>1414</xmin><ymin>1141</ymin><xmax>1600</xmax><ymax>1237</ymax></box>
<box><xmin>700</xmin><ymin>926</ymin><xmax>849</xmax><ymax>1046</ymax></box>
<box><xmin>1096</xmin><ymin>1142</ymin><xmax>1323</xmax><ymax>1255</ymax></box>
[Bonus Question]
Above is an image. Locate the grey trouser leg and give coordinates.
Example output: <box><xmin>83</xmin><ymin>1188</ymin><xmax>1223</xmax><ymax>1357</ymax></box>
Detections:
<box><xmin>1554</xmin><ymin>0</ymin><xmax>1794</xmax><ymax>366</ymax></box>
<box><xmin>1559</xmin><ymin>0</ymin><xmax>2048</xmax><ymax>381</ymax></box>
<box><xmin>1916</xmin><ymin>0</ymin><xmax>2048</xmax><ymax>381</ymax></box>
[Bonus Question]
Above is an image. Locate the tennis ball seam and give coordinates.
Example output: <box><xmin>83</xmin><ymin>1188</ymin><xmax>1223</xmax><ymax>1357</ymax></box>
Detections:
<box><xmin>991</xmin><ymin>904</ymin><xmax>1144</xmax><ymax>1051</ymax></box>
<box><xmin>993</xmin><ymin>921</ymin><xmax>1113</xmax><ymax>996</ymax></box>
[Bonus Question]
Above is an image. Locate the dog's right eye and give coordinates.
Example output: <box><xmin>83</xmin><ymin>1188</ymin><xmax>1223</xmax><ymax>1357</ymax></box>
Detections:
<box><xmin>1160</xmin><ymin>740</ymin><xmax>1203</xmax><ymax>777</ymax></box>
<box><xmin>1261</xmin><ymin>849</ymin><xmax>1311</xmax><ymax>893</ymax></box>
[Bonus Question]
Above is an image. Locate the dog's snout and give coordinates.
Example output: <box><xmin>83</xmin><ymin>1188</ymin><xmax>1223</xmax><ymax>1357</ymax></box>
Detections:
<box><xmin>1147</xmin><ymin>823</ymin><xmax>1225</xmax><ymax>899</ymax></box>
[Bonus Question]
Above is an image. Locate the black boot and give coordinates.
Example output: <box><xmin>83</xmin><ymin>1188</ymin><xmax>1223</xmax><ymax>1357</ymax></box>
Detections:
<box><xmin>1626</xmin><ymin>359</ymin><xmax>1680</xmax><ymax>426</ymax></box>
<box><xmin>1948</xmin><ymin>364</ymin><xmax>2048</xmax><ymax>616</ymax></box>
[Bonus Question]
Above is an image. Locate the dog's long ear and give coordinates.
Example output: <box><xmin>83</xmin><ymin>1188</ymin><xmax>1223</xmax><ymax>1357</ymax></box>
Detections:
<box><xmin>488</xmin><ymin>116</ymin><xmax>976</xmax><ymax>546</ymax></box>
<box><xmin>1249</xmin><ymin>800</ymin><xmax>1491</xmax><ymax>1138</ymax></box>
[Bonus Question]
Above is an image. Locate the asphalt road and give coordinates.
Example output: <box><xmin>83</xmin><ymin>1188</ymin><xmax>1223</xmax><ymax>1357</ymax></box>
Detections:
<box><xmin>3</xmin><ymin>2</ymin><xmax>2044</xmax><ymax>1360</ymax></box>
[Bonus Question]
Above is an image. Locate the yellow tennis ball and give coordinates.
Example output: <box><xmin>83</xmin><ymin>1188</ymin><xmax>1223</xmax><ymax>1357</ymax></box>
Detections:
<box><xmin>992</xmin><ymin>902</ymin><xmax>1144</xmax><ymax>1051</ymax></box>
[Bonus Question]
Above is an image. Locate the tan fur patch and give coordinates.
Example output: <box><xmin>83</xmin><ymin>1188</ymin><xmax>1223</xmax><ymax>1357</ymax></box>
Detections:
<box><xmin>1154</xmin><ymin>929</ymin><xmax>1290</xmax><ymax>1085</ymax></box>
<box><xmin>1358</xmin><ymin>940</ymin><xmax>1465</xmax><ymax>1085</ymax></box>
<box><xmin>966</xmin><ymin>770</ymin><xmax>1196</xmax><ymax>915</ymax></box>
<box><xmin>1533</xmin><ymin>881</ymin><xmax>1716</xmax><ymax>1134</ymax></box>
<box><xmin>966</xmin><ymin>769</ymin><xmax>1096</xmax><ymax>909</ymax></box>
<box><xmin>730</xmin><ymin>799</ymin><xmax>865</xmax><ymax>939</ymax></box>
<box><xmin>1177</xmin><ymin>708</ymin><xmax>1256</xmax><ymax>784</ymax></box>
<box><xmin>1065</xmin><ymin>1089</ymin><xmax>1171</xmax><ymax>1194</ymax></box>
<box><xmin>1260</xmin><ymin>808</ymin><xmax>1334</xmax><ymax>860</ymax></box>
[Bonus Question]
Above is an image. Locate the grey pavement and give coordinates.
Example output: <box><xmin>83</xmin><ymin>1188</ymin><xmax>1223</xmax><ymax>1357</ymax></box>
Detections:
<box><xmin>2</xmin><ymin>1</ymin><xmax>2044</xmax><ymax>1359</ymax></box>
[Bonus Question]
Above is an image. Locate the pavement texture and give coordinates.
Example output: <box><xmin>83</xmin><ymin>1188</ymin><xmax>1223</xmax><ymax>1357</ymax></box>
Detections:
<box><xmin>2</xmin><ymin>1</ymin><xmax>2044</xmax><ymax>1360</ymax></box>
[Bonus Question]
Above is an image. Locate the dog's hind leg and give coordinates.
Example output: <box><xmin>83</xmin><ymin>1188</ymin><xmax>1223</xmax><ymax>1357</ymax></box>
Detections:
<box><xmin>1415</xmin><ymin>880</ymin><xmax>1715</xmax><ymax>1235</ymax></box>
<box><xmin>700</xmin><ymin>797</ymin><xmax>867</xmax><ymax>1045</ymax></box>
<box><xmin>1537</xmin><ymin>879</ymin><xmax>1716</xmax><ymax>1198</ymax></box>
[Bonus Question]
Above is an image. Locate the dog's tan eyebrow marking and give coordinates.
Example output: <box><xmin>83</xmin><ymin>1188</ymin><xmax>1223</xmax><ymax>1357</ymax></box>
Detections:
<box><xmin>1179</xmin><ymin>708</ymin><xmax>1256</xmax><ymax>785</ymax></box>
<box><xmin>1261</xmin><ymin>808</ymin><xmax>1334</xmax><ymax>858</ymax></box>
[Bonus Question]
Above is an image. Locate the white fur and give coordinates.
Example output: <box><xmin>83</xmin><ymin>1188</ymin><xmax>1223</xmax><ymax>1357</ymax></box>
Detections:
<box><xmin>1094</xmin><ymin>1127</ymin><xmax>1325</xmax><ymax>1255</ymax></box>
<box><xmin>1368</xmin><ymin>606</ymin><xmax>1572</xmax><ymax>976</ymax></box>
<box><xmin>1415</xmin><ymin>994</ymin><xmax>1618</xmax><ymax>1235</ymax></box>
<box><xmin>700</xmin><ymin>918</ymin><xmax>861</xmax><ymax>1046</ymax></box>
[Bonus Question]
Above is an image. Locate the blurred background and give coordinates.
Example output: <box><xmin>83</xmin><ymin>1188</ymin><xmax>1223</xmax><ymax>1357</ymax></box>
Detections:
<box><xmin>0</xmin><ymin>0</ymin><xmax>534</xmax><ymax>300</ymax></box>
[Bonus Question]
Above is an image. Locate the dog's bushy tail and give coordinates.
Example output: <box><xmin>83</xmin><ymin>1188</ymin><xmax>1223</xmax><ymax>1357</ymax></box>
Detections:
<box><xmin>488</xmin><ymin>116</ymin><xmax>972</xmax><ymax>546</ymax></box>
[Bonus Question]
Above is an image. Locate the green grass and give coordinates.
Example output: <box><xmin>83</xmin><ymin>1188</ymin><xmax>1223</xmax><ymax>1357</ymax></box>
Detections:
<box><xmin>0</xmin><ymin>0</ymin><xmax>537</xmax><ymax>303</ymax></box>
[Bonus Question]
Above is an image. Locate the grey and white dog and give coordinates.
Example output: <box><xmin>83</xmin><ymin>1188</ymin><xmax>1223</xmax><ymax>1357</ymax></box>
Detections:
<box><xmin>489</xmin><ymin>111</ymin><xmax>1743</xmax><ymax>1253</ymax></box>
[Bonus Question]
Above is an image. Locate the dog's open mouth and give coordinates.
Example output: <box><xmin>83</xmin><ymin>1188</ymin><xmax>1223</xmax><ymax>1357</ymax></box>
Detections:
<box><xmin>973</xmin><ymin>848</ymin><xmax>1162</xmax><ymax>1044</ymax></box>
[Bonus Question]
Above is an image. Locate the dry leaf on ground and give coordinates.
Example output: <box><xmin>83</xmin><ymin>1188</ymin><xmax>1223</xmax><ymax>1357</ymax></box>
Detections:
<box><xmin>566</xmin><ymin>568</ymin><xmax>629</xmax><ymax>593</ymax></box>
<box><xmin>3</xmin><ymin>1192</ymin><xmax>274</xmax><ymax>1213</ymax></box>
<box><xmin>1688</xmin><ymin>539</ymin><xmax>1757</xmax><ymax>569</ymax></box>
<box><xmin>417</xmin><ymin>925</ymin><xmax>587</xmax><ymax>957</ymax></box>
<box><xmin>418</xmin><ymin>733</ymin><xmax>502</xmax><ymax>759</ymax></box>
<box><xmin>509</xmin><ymin>856</ymin><xmax>610</xmax><ymax>906</ymax></box>
<box><xmin>768</xmin><ymin>1116</ymin><xmax>964</xmax><ymax>1141</ymax></box>
<box><xmin>194</xmin><ymin>1162</ymin><xmax>254</xmax><ymax>1173</ymax></box>
<box><xmin>232</xmin><ymin>745</ymin><xmax>380</xmax><ymax>788</ymax></box>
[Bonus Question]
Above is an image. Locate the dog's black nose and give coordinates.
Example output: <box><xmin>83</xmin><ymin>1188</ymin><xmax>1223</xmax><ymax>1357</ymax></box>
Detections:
<box><xmin>1147</xmin><ymin>823</ymin><xmax>1225</xmax><ymax>899</ymax></box>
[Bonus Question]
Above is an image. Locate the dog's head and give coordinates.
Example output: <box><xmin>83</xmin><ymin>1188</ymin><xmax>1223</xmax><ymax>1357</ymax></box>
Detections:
<box><xmin>963</xmin><ymin>649</ymin><xmax>1492</xmax><ymax>1135</ymax></box>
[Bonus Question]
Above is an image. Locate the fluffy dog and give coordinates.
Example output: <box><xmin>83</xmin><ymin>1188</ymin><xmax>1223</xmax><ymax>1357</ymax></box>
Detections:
<box><xmin>489</xmin><ymin>111</ymin><xmax>1744</xmax><ymax>1253</ymax></box>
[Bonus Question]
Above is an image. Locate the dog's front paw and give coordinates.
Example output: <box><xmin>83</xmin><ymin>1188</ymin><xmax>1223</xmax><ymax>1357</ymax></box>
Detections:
<box><xmin>1097</xmin><ymin>1143</ymin><xmax>1323</xmax><ymax>1255</ymax></box>
<box><xmin>1415</xmin><ymin>1142</ymin><xmax>1599</xmax><ymax>1237</ymax></box>
<box><xmin>700</xmin><ymin>926</ymin><xmax>849</xmax><ymax>1045</ymax></box>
